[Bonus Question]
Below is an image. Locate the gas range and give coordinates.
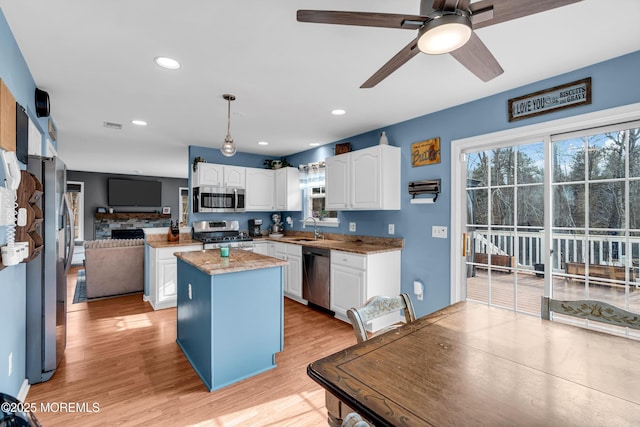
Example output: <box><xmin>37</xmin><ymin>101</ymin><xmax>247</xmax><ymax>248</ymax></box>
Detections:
<box><xmin>192</xmin><ymin>220</ymin><xmax>253</xmax><ymax>249</ymax></box>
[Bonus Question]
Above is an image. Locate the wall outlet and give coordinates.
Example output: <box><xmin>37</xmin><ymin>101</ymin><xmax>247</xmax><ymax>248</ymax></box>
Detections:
<box><xmin>188</xmin><ymin>283</ymin><xmax>192</xmax><ymax>300</ymax></box>
<box><xmin>349</xmin><ymin>222</ymin><xmax>356</xmax><ymax>232</ymax></box>
<box><xmin>388</xmin><ymin>224</ymin><xmax>395</xmax><ymax>235</ymax></box>
<box><xmin>432</xmin><ymin>226</ymin><xmax>448</xmax><ymax>239</ymax></box>
<box><xmin>8</xmin><ymin>352</ymin><xmax>12</xmax><ymax>376</ymax></box>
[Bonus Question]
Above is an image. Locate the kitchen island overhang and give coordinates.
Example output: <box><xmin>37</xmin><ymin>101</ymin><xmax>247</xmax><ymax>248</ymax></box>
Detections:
<box><xmin>174</xmin><ymin>248</ymin><xmax>288</xmax><ymax>392</ymax></box>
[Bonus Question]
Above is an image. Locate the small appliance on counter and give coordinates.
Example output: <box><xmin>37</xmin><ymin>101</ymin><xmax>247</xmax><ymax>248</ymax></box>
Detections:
<box><xmin>248</xmin><ymin>219</ymin><xmax>263</xmax><ymax>237</ymax></box>
<box><xmin>270</xmin><ymin>213</ymin><xmax>283</xmax><ymax>237</ymax></box>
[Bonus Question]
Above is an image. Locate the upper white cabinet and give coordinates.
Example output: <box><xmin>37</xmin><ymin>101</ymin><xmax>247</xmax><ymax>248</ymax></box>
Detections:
<box><xmin>275</xmin><ymin>167</ymin><xmax>301</xmax><ymax>211</ymax></box>
<box><xmin>193</xmin><ymin>163</ymin><xmax>245</xmax><ymax>188</ymax></box>
<box><xmin>326</xmin><ymin>145</ymin><xmax>400</xmax><ymax>210</ymax></box>
<box><xmin>245</xmin><ymin>168</ymin><xmax>275</xmax><ymax>211</ymax></box>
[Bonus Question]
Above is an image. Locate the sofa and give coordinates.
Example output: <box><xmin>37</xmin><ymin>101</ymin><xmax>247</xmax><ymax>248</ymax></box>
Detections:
<box><xmin>84</xmin><ymin>239</ymin><xmax>144</xmax><ymax>299</ymax></box>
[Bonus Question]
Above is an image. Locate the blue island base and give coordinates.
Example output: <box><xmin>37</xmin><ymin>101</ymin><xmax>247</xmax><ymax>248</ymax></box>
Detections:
<box><xmin>176</xmin><ymin>259</ymin><xmax>284</xmax><ymax>392</ymax></box>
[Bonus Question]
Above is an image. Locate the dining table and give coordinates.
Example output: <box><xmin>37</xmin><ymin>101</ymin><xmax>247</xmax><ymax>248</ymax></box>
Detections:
<box><xmin>307</xmin><ymin>301</ymin><xmax>640</xmax><ymax>426</ymax></box>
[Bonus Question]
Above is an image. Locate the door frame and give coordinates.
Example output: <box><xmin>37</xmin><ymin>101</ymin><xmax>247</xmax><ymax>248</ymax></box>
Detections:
<box><xmin>450</xmin><ymin>103</ymin><xmax>640</xmax><ymax>305</ymax></box>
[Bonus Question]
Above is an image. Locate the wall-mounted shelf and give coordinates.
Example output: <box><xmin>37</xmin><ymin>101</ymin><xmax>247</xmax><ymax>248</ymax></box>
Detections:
<box><xmin>408</xmin><ymin>179</ymin><xmax>440</xmax><ymax>204</ymax></box>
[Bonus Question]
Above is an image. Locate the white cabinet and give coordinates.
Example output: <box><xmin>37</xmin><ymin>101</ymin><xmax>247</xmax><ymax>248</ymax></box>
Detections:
<box><xmin>325</xmin><ymin>154</ymin><xmax>349</xmax><ymax>209</ymax></box>
<box><xmin>245</xmin><ymin>168</ymin><xmax>275</xmax><ymax>211</ymax></box>
<box><xmin>193</xmin><ymin>163</ymin><xmax>245</xmax><ymax>188</ymax></box>
<box><xmin>148</xmin><ymin>244</ymin><xmax>202</xmax><ymax>310</ymax></box>
<box><xmin>273</xmin><ymin>242</ymin><xmax>304</xmax><ymax>302</ymax></box>
<box><xmin>326</xmin><ymin>145</ymin><xmax>400</xmax><ymax>210</ymax></box>
<box><xmin>275</xmin><ymin>167</ymin><xmax>302</xmax><ymax>211</ymax></box>
<box><xmin>330</xmin><ymin>249</ymin><xmax>402</xmax><ymax>331</ymax></box>
<box><xmin>253</xmin><ymin>240</ymin><xmax>275</xmax><ymax>257</ymax></box>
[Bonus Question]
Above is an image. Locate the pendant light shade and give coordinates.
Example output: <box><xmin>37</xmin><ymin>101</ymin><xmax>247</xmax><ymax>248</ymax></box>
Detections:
<box><xmin>220</xmin><ymin>94</ymin><xmax>237</xmax><ymax>157</ymax></box>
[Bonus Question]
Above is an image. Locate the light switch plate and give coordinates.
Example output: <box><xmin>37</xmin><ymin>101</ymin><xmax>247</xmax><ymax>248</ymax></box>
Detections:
<box><xmin>432</xmin><ymin>226</ymin><xmax>447</xmax><ymax>239</ymax></box>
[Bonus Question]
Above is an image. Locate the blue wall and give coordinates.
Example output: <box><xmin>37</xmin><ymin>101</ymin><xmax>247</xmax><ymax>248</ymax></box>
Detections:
<box><xmin>190</xmin><ymin>50</ymin><xmax>640</xmax><ymax>317</ymax></box>
<box><xmin>0</xmin><ymin>8</ymin><xmax>48</xmax><ymax>398</ymax></box>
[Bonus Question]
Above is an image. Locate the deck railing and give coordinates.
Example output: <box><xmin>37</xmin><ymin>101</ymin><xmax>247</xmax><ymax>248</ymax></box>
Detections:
<box><xmin>471</xmin><ymin>230</ymin><xmax>640</xmax><ymax>275</ymax></box>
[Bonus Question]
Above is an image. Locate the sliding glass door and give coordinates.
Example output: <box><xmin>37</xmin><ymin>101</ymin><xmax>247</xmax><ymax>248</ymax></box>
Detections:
<box><xmin>550</xmin><ymin>122</ymin><xmax>640</xmax><ymax>335</ymax></box>
<box><xmin>465</xmin><ymin>142</ymin><xmax>545</xmax><ymax>315</ymax></box>
<box><xmin>463</xmin><ymin>120</ymin><xmax>640</xmax><ymax>332</ymax></box>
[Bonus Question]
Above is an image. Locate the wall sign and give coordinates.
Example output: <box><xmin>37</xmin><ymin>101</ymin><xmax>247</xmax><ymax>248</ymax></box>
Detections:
<box><xmin>411</xmin><ymin>137</ymin><xmax>440</xmax><ymax>167</ymax></box>
<box><xmin>508</xmin><ymin>77</ymin><xmax>591</xmax><ymax>122</ymax></box>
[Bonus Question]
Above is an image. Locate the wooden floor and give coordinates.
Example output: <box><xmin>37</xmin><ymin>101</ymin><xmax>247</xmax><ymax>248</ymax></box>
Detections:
<box><xmin>27</xmin><ymin>266</ymin><xmax>357</xmax><ymax>426</ymax></box>
<box><xmin>467</xmin><ymin>268</ymin><xmax>640</xmax><ymax>315</ymax></box>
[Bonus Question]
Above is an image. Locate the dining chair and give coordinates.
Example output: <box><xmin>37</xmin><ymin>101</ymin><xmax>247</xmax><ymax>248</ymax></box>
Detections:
<box><xmin>347</xmin><ymin>293</ymin><xmax>416</xmax><ymax>343</ymax></box>
<box><xmin>341</xmin><ymin>412</ymin><xmax>371</xmax><ymax>427</ymax></box>
<box><xmin>541</xmin><ymin>296</ymin><xmax>640</xmax><ymax>330</ymax></box>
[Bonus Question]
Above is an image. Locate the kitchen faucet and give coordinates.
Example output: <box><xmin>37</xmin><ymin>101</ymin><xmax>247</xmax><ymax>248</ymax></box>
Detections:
<box><xmin>303</xmin><ymin>216</ymin><xmax>321</xmax><ymax>240</ymax></box>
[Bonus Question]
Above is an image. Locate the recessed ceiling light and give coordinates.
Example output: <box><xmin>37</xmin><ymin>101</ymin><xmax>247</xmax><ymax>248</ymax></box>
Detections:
<box><xmin>258</xmin><ymin>141</ymin><xmax>269</xmax><ymax>146</ymax></box>
<box><xmin>154</xmin><ymin>56</ymin><xmax>181</xmax><ymax>70</ymax></box>
<box><xmin>131</xmin><ymin>120</ymin><xmax>147</xmax><ymax>126</ymax></box>
<box><xmin>309</xmin><ymin>142</ymin><xmax>320</xmax><ymax>147</ymax></box>
<box><xmin>331</xmin><ymin>109</ymin><xmax>346</xmax><ymax>116</ymax></box>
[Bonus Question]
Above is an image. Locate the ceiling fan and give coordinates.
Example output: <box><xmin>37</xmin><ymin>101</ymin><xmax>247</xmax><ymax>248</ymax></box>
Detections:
<box><xmin>297</xmin><ymin>0</ymin><xmax>582</xmax><ymax>88</ymax></box>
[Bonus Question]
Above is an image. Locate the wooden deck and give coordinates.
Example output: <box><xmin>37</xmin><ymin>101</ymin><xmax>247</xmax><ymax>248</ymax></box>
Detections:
<box><xmin>467</xmin><ymin>268</ymin><xmax>640</xmax><ymax>316</ymax></box>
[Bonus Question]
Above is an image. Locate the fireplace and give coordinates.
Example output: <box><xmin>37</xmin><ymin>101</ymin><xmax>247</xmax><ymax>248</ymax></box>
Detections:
<box><xmin>94</xmin><ymin>212</ymin><xmax>171</xmax><ymax>239</ymax></box>
<box><xmin>111</xmin><ymin>229</ymin><xmax>145</xmax><ymax>239</ymax></box>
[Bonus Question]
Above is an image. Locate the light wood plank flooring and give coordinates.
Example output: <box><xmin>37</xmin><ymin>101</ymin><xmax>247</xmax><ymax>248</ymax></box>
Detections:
<box><xmin>27</xmin><ymin>266</ymin><xmax>357</xmax><ymax>426</ymax></box>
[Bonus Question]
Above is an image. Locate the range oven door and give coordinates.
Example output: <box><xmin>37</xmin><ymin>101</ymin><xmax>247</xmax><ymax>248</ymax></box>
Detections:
<box><xmin>194</xmin><ymin>186</ymin><xmax>243</xmax><ymax>212</ymax></box>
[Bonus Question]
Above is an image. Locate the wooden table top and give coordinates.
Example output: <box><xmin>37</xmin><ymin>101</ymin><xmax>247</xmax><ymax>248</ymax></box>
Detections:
<box><xmin>307</xmin><ymin>302</ymin><xmax>640</xmax><ymax>426</ymax></box>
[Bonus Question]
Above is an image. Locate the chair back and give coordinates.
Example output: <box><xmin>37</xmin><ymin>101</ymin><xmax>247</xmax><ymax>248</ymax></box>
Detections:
<box><xmin>347</xmin><ymin>293</ymin><xmax>416</xmax><ymax>343</ymax></box>
<box><xmin>541</xmin><ymin>297</ymin><xmax>640</xmax><ymax>330</ymax></box>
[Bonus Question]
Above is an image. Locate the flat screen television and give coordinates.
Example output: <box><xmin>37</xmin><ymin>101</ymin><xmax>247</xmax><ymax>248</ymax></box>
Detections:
<box><xmin>108</xmin><ymin>178</ymin><xmax>162</xmax><ymax>207</ymax></box>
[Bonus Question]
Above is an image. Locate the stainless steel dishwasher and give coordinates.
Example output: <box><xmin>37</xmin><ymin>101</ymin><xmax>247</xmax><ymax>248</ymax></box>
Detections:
<box><xmin>302</xmin><ymin>246</ymin><xmax>332</xmax><ymax>312</ymax></box>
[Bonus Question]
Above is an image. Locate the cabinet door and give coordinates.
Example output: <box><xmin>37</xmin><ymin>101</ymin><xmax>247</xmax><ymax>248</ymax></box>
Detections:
<box><xmin>350</xmin><ymin>149</ymin><xmax>380</xmax><ymax>209</ymax></box>
<box><xmin>325</xmin><ymin>154</ymin><xmax>349</xmax><ymax>209</ymax></box>
<box><xmin>157</xmin><ymin>258</ymin><xmax>178</xmax><ymax>303</ymax></box>
<box><xmin>194</xmin><ymin>163</ymin><xmax>223</xmax><ymax>187</ymax></box>
<box><xmin>275</xmin><ymin>168</ymin><xmax>301</xmax><ymax>211</ymax></box>
<box><xmin>287</xmin><ymin>254</ymin><xmax>302</xmax><ymax>298</ymax></box>
<box><xmin>330</xmin><ymin>264</ymin><xmax>365</xmax><ymax>318</ymax></box>
<box><xmin>245</xmin><ymin>168</ymin><xmax>275</xmax><ymax>211</ymax></box>
<box><xmin>223</xmin><ymin>166</ymin><xmax>245</xmax><ymax>188</ymax></box>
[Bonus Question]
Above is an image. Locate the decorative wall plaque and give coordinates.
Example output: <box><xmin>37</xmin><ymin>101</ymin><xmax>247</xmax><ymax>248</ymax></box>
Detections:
<box><xmin>412</xmin><ymin>137</ymin><xmax>440</xmax><ymax>167</ymax></box>
<box><xmin>508</xmin><ymin>77</ymin><xmax>591</xmax><ymax>122</ymax></box>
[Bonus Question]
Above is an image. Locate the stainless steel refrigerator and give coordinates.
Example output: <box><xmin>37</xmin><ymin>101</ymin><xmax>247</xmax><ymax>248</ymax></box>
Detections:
<box><xmin>26</xmin><ymin>156</ymin><xmax>74</xmax><ymax>383</ymax></box>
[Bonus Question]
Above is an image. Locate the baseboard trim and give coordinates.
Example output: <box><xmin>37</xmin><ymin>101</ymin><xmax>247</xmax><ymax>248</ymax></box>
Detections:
<box><xmin>17</xmin><ymin>379</ymin><xmax>30</xmax><ymax>401</ymax></box>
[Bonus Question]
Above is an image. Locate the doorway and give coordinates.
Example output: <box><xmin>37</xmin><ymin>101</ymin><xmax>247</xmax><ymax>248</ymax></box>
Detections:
<box><xmin>451</xmin><ymin>104</ymin><xmax>640</xmax><ymax>336</ymax></box>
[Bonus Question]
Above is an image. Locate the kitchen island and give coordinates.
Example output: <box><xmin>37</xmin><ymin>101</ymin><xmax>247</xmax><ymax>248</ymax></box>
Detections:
<box><xmin>174</xmin><ymin>248</ymin><xmax>287</xmax><ymax>392</ymax></box>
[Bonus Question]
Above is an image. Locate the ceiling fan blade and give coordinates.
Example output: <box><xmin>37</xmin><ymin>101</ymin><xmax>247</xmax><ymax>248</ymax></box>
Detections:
<box><xmin>361</xmin><ymin>38</ymin><xmax>421</xmax><ymax>88</ymax></box>
<box><xmin>470</xmin><ymin>0</ymin><xmax>582</xmax><ymax>30</ymax></box>
<box><xmin>449</xmin><ymin>32</ymin><xmax>504</xmax><ymax>82</ymax></box>
<box><xmin>297</xmin><ymin>10</ymin><xmax>426</xmax><ymax>30</ymax></box>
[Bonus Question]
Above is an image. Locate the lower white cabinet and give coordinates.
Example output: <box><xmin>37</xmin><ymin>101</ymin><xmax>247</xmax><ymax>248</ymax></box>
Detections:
<box><xmin>148</xmin><ymin>244</ymin><xmax>202</xmax><ymax>310</ymax></box>
<box><xmin>253</xmin><ymin>240</ymin><xmax>275</xmax><ymax>257</ymax></box>
<box><xmin>330</xmin><ymin>249</ymin><xmax>402</xmax><ymax>331</ymax></box>
<box><xmin>273</xmin><ymin>242</ymin><xmax>304</xmax><ymax>303</ymax></box>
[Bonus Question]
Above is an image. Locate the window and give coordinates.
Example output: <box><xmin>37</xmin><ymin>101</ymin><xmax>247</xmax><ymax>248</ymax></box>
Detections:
<box><xmin>301</xmin><ymin>162</ymin><xmax>338</xmax><ymax>226</ymax></box>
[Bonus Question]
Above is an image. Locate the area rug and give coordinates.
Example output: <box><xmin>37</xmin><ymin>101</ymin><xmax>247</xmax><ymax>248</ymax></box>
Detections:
<box><xmin>73</xmin><ymin>269</ymin><xmax>87</xmax><ymax>303</ymax></box>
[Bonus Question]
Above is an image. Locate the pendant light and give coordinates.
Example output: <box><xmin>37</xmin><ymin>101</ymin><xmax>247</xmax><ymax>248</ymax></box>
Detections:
<box><xmin>220</xmin><ymin>93</ymin><xmax>237</xmax><ymax>157</ymax></box>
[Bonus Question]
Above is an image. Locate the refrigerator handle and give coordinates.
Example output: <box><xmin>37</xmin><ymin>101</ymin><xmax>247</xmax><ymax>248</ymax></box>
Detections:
<box><xmin>63</xmin><ymin>193</ymin><xmax>75</xmax><ymax>272</ymax></box>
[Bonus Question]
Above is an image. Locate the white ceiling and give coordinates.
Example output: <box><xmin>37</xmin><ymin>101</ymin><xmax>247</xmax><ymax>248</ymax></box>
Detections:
<box><xmin>1</xmin><ymin>0</ymin><xmax>639</xmax><ymax>178</ymax></box>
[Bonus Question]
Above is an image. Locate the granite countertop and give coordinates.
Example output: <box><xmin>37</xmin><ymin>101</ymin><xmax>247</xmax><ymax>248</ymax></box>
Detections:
<box><xmin>146</xmin><ymin>233</ymin><xmax>203</xmax><ymax>249</ymax></box>
<box><xmin>175</xmin><ymin>248</ymin><xmax>287</xmax><ymax>275</ymax></box>
<box><xmin>256</xmin><ymin>232</ymin><xmax>404</xmax><ymax>255</ymax></box>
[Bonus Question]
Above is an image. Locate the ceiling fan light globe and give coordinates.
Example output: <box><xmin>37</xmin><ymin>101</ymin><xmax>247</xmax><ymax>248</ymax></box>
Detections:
<box><xmin>418</xmin><ymin>14</ymin><xmax>472</xmax><ymax>55</ymax></box>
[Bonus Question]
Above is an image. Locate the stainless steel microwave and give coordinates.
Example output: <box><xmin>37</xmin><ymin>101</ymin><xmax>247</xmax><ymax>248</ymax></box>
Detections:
<box><xmin>193</xmin><ymin>186</ymin><xmax>245</xmax><ymax>213</ymax></box>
